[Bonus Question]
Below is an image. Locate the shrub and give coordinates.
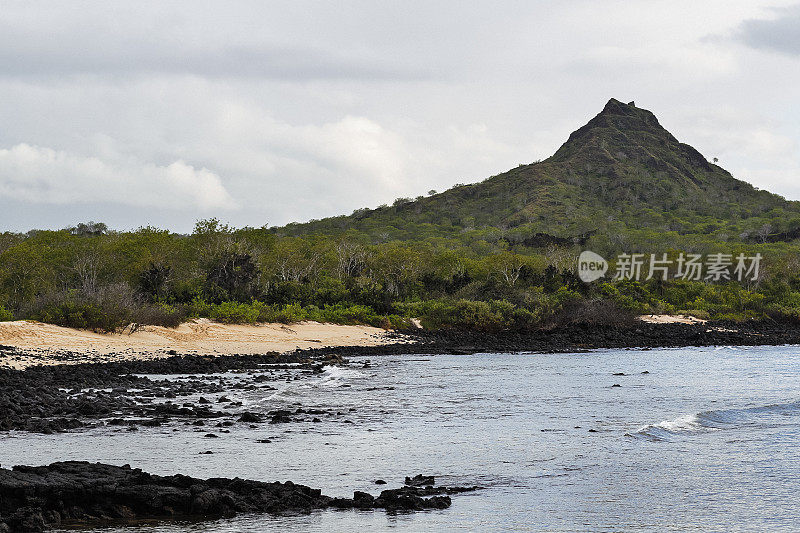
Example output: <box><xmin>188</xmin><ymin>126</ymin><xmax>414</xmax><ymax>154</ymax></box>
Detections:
<box><xmin>209</xmin><ymin>301</ymin><xmax>261</xmax><ymax>324</ymax></box>
<box><xmin>0</xmin><ymin>305</ymin><xmax>13</xmax><ymax>321</ymax></box>
<box><xmin>677</xmin><ymin>309</ymin><xmax>710</xmax><ymax>321</ymax></box>
<box><xmin>266</xmin><ymin>303</ymin><xmax>309</xmax><ymax>323</ymax></box>
<box><xmin>186</xmin><ymin>297</ymin><xmax>213</xmax><ymax>318</ymax></box>
<box><xmin>385</xmin><ymin>314</ymin><xmax>415</xmax><ymax>329</ymax></box>
<box><xmin>548</xmin><ymin>298</ymin><xmax>637</xmax><ymax>328</ymax></box>
<box><xmin>176</xmin><ymin>299</ymin><xmax>413</xmax><ymax>329</ymax></box>
<box><xmin>400</xmin><ymin>299</ymin><xmax>536</xmax><ymax>332</ymax></box>
<box><xmin>23</xmin><ymin>285</ymin><xmax>137</xmax><ymax>332</ymax></box>
<box><xmin>320</xmin><ymin>304</ymin><xmax>377</xmax><ymax>325</ymax></box>
<box><xmin>21</xmin><ymin>285</ymin><xmax>186</xmax><ymax>332</ymax></box>
<box><xmin>132</xmin><ymin>303</ymin><xmax>186</xmax><ymax>329</ymax></box>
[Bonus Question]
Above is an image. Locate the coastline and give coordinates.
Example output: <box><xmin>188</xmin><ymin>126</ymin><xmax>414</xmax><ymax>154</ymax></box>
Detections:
<box><xmin>0</xmin><ymin>319</ymin><xmax>411</xmax><ymax>370</ymax></box>
<box><xmin>1</xmin><ymin>318</ymin><xmax>798</xmax><ymax>435</ymax></box>
<box><xmin>2</xmin><ymin>317</ymin><xmax>800</xmax><ymax>370</ymax></box>
<box><xmin>297</xmin><ymin>319</ymin><xmax>800</xmax><ymax>358</ymax></box>
<box><xmin>2</xmin><ymin>320</ymin><xmax>800</xmax><ymax>530</ymax></box>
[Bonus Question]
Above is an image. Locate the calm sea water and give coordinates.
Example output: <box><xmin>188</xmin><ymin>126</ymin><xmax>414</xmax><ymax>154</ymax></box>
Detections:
<box><xmin>3</xmin><ymin>345</ymin><xmax>800</xmax><ymax>532</ymax></box>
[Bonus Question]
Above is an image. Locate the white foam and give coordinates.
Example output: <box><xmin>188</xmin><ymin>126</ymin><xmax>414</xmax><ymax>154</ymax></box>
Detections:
<box><xmin>258</xmin><ymin>365</ymin><xmax>363</xmax><ymax>402</ymax></box>
<box><xmin>644</xmin><ymin>413</ymin><xmax>702</xmax><ymax>433</ymax></box>
<box><xmin>320</xmin><ymin>365</ymin><xmax>362</xmax><ymax>381</ymax></box>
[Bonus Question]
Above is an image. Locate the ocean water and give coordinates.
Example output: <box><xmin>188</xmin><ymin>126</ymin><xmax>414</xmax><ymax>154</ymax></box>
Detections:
<box><xmin>3</xmin><ymin>345</ymin><xmax>800</xmax><ymax>532</ymax></box>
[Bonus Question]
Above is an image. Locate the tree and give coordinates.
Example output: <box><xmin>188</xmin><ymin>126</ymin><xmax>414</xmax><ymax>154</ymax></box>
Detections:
<box><xmin>139</xmin><ymin>262</ymin><xmax>172</xmax><ymax>301</ymax></box>
<box><xmin>72</xmin><ymin>250</ymin><xmax>102</xmax><ymax>295</ymax></box>
<box><xmin>757</xmin><ymin>223</ymin><xmax>773</xmax><ymax>244</ymax></box>
<box><xmin>266</xmin><ymin>239</ymin><xmax>325</xmax><ymax>284</ymax></box>
<box><xmin>487</xmin><ymin>252</ymin><xmax>526</xmax><ymax>287</ymax></box>
<box><xmin>335</xmin><ymin>240</ymin><xmax>367</xmax><ymax>280</ymax></box>
<box><xmin>368</xmin><ymin>244</ymin><xmax>423</xmax><ymax>298</ymax></box>
<box><xmin>69</xmin><ymin>221</ymin><xmax>108</xmax><ymax>237</ymax></box>
<box><xmin>205</xmin><ymin>252</ymin><xmax>258</xmax><ymax>302</ymax></box>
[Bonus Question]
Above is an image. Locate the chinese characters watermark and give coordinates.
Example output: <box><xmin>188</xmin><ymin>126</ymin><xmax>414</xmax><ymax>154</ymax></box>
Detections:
<box><xmin>578</xmin><ymin>251</ymin><xmax>762</xmax><ymax>283</ymax></box>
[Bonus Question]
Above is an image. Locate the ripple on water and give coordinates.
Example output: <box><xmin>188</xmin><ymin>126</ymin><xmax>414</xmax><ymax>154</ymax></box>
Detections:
<box><xmin>5</xmin><ymin>345</ymin><xmax>800</xmax><ymax>532</ymax></box>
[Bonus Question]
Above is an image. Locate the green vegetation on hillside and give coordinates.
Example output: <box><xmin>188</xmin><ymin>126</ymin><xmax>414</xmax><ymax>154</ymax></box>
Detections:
<box><xmin>0</xmin><ymin>218</ymin><xmax>799</xmax><ymax>333</ymax></box>
<box><xmin>1</xmin><ymin>100</ymin><xmax>799</xmax><ymax>332</ymax></box>
<box><xmin>279</xmin><ymin>100</ymin><xmax>800</xmax><ymax>244</ymax></box>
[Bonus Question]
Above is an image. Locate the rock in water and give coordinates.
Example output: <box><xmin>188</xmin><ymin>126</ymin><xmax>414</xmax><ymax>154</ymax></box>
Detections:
<box><xmin>405</xmin><ymin>474</ymin><xmax>435</xmax><ymax>487</ymax></box>
<box><xmin>0</xmin><ymin>463</ymin><xmax>476</xmax><ymax>531</ymax></box>
<box><xmin>0</xmin><ymin>461</ymin><xmax>331</xmax><ymax>531</ymax></box>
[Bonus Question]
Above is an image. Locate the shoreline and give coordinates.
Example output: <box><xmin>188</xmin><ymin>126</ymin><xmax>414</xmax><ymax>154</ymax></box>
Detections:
<box><xmin>2</xmin><ymin>320</ymin><xmax>799</xmax><ymax>530</ymax></box>
<box><xmin>1</xmin><ymin>319</ymin><xmax>798</xmax><ymax>435</ymax></box>
<box><xmin>296</xmin><ymin>319</ymin><xmax>800</xmax><ymax>359</ymax></box>
<box><xmin>0</xmin><ymin>319</ymin><xmax>411</xmax><ymax>370</ymax></box>
<box><xmin>2</xmin><ymin>317</ymin><xmax>800</xmax><ymax>370</ymax></box>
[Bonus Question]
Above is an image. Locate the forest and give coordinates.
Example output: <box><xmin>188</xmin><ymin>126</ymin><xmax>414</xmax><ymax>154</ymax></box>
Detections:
<box><xmin>1</xmin><ymin>217</ymin><xmax>799</xmax><ymax>333</ymax></box>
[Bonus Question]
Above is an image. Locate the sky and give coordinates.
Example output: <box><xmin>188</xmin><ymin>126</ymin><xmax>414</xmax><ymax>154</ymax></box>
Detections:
<box><xmin>0</xmin><ymin>0</ymin><xmax>799</xmax><ymax>233</ymax></box>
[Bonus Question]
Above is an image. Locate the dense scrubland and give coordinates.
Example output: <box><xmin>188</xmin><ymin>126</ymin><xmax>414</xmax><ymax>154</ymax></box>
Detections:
<box><xmin>0</xmin><ymin>217</ymin><xmax>799</xmax><ymax>334</ymax></box>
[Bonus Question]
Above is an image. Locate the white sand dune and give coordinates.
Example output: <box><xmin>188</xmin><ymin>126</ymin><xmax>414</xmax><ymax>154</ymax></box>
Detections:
<box><xmin>0</xmin><ymin>319</ymin><xmax>410</xmax><ymax>369</ymax></box>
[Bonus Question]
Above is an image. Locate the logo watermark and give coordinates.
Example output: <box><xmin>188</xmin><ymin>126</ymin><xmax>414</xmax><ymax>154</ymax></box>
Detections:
<box><xmin>577</xmin><ymin>251</ymin><xmax>762</xmax><ymax>283</ymax></box>
<box><xmin>578</xmin><ymin>250</ymin><xmax>609</xmax><ymax>282</ymax></box>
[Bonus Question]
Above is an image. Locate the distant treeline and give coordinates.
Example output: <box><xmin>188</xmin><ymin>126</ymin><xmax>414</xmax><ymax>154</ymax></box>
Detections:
<box><xmin>1</xmin><ymin>219</ymin><xmax>799</xmax><ymax>332</ymax></box>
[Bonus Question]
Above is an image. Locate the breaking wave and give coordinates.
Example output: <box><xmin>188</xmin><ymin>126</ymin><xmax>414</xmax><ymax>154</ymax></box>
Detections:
<box><xmin>631</xmin><ymin>400</ymin><xmax>800</xmax><ymax>441</ymax></box>
<box><xmin>259</xmin><ymin>365</ymin><xmax>363</xmax><ymax>402</ymax></box>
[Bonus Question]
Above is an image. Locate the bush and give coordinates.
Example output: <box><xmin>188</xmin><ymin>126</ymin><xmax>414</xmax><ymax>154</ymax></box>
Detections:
<box><xmin>208</xmin><ymin>301</ymin><xmax>262</xmax><ymax>324</ymax></box>
<box><xmin>186</xmin><ymin>297</ymin><xmax>213</xmax><ymax>318</ymax></box>
<box><xmin>180</xmin><ymin>299</ymin><xmax>409</xmax><ymax>329</ymax></box>
<box><xmin>22</xmin><ymin>285</ymin><xmax>186</xmax><ymax>332</ymax></box>
<box><xmin>400</xmin><ymin>299</ymin><xmax>539</xmax><ymax>332</ymax></box>
<box><xmin>0</xmin><ymin>305</ymin><xmax>13</xmax><ymax>321</ymax></box>
<box><xmin>712</xmin><ymin>311</ymin><xmax>763</xmax><ymax>322</ymax></box>
<box><xmin>131</xmin><ymin>303</ymin><xmax>186</xmax><ymax>328</ymax></box>
<box><xmin>24</xmin><ymin>286</ymin><xmax>136</xmax><ymax>332</ymax></box>
<box><xmin>548</xmin><ymin>298</ymin><xmax>637</xmax><ymax>328</ymax></box>
<box><xmin>319</xmin><ymin>304</ymin><xmax>377</xmax><ymax>325</ymax></box>
<box><xmin>383</xmin><ymin>314</ymin><xmax>415</xmax><ymax>329</ymax></box>
<box><xmin>677</xmin><ymin>309</ymin><xmax>710</xmax><ymax>321</ymax></box>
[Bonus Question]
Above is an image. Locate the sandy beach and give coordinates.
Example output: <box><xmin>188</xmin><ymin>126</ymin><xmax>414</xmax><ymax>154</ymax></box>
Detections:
<box><xmin>638</xmin><ymin>314</ymin><xmax>707</xmax><ymax>325</ymax></box>
<box><xmin>0</xmin><ymin>319</ymin><xmax>410</xmax><ymax>369</ymax></box>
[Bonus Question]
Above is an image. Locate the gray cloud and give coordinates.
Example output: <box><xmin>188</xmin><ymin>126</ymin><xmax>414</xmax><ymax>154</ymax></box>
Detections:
<box><xmin>735</xmin><ymin>4</ymin><xmax>800</xmax><ymax>56</ymax></box>
<box><xmin>0</xmin><ymin>31</ymin><xmax>427</xmax><ymax>81</ymax></box>
<box><xmin>0</xmin><ymin>1</ymin><xmax>798</xmax><ymax>233</ymax></box>
<box><xmin>0</xmin><ymin>143</ymin><xmax>236</xmax><ymax>209</ymax></box>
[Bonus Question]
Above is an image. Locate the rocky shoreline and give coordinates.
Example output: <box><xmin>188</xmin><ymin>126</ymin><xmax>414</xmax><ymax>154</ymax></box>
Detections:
<box><xmin>1</xmin><ymin>320</ymin><xmax>799</xmax><ymax>531</ymax></box>
<box><xmin>0</xmin><ymin>351</ymin><xmax>338</xmax><ymax>434</ymax></box>
<box><xmin>312</xmin><ymin>319</ymin><xmax>800</xmax><ymax>357</ymax></box>
<box><xmin>1</xmin><ymin>320</ymin><xmax>800</xmax><ymax>435</ymax></box>
<box><xmin>0</xmin><ymin>462</ymin><xmax>475</xmax><ymax>532</ymax></box>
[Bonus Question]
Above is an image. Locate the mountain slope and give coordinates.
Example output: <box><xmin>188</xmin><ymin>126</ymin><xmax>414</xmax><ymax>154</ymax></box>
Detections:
<box><xmin>277</xmin><ymin>99</ymin><xmax>800</xmax><ymax>243</ymax></box>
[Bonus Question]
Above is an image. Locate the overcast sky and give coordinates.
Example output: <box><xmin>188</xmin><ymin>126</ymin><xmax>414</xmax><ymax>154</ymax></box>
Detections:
<box><xmin>1</xmin><ymin>0</ymin><xmax>799</xmax><ymax>233</ymax></box>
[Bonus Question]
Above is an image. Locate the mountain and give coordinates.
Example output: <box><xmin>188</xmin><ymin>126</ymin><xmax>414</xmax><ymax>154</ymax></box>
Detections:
<box><xmin>277</xmin><ymin>99</ymin><xmax>800</xmax><ymax>243</ymax></box>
